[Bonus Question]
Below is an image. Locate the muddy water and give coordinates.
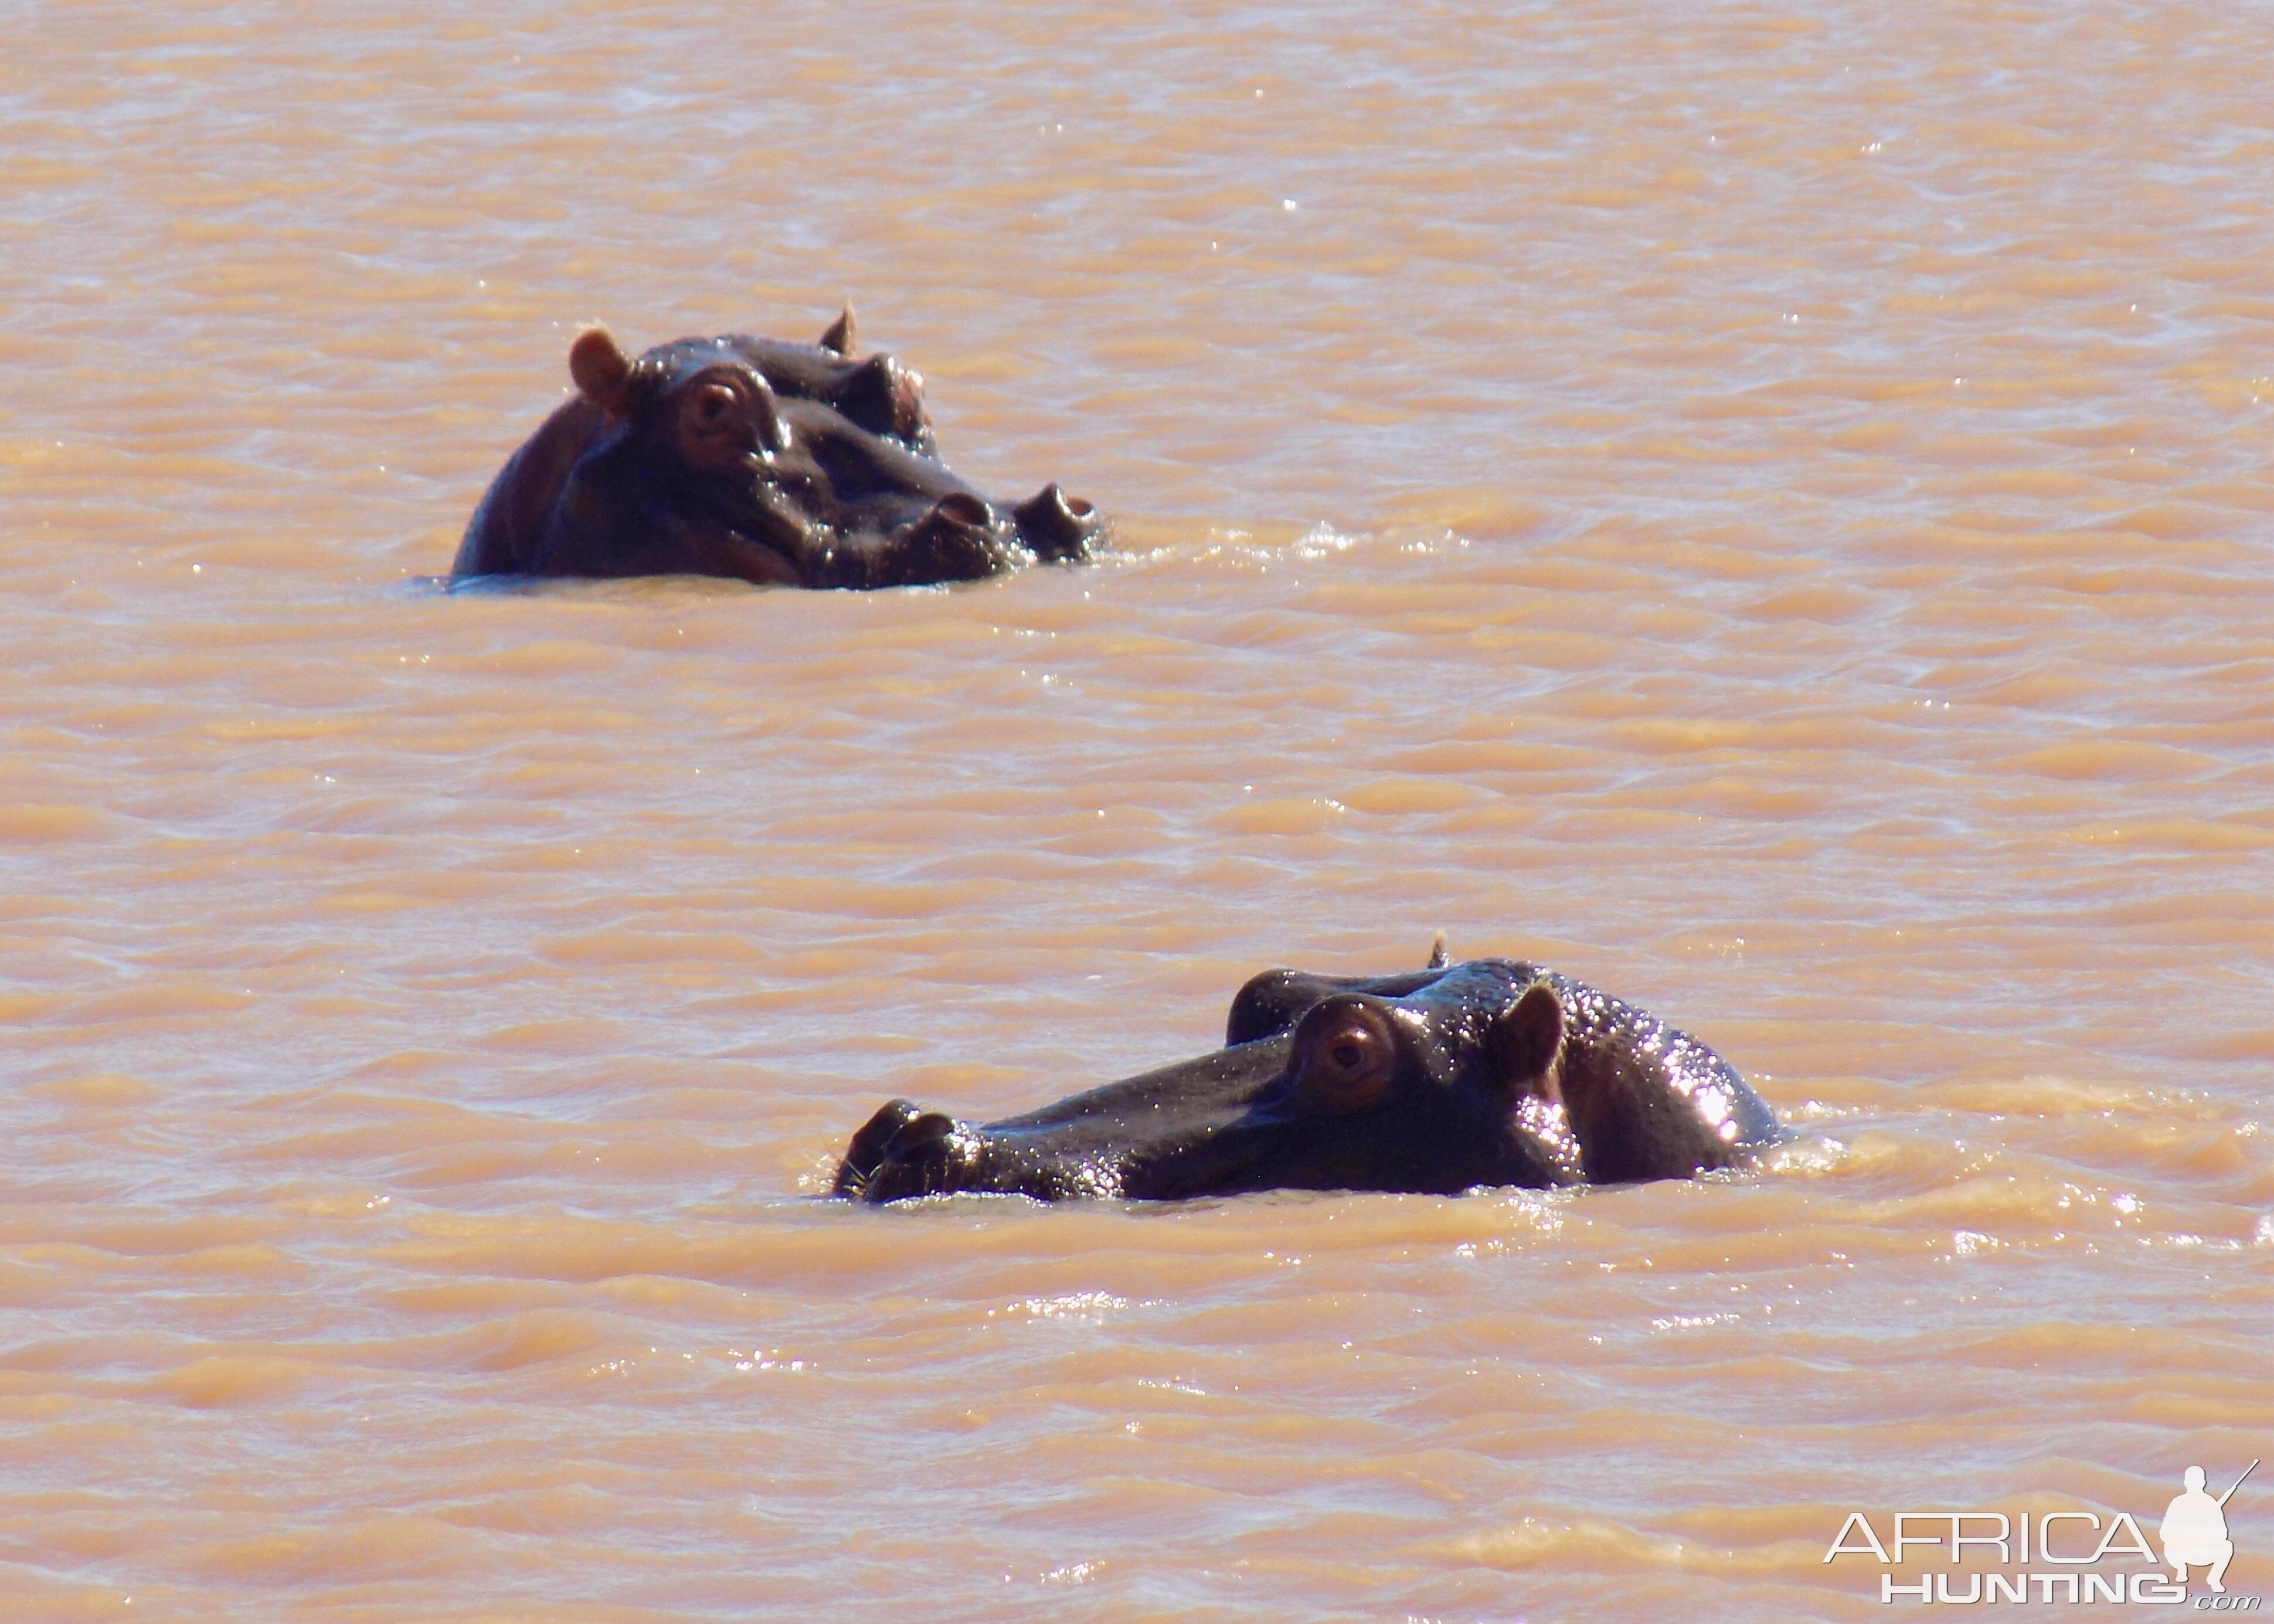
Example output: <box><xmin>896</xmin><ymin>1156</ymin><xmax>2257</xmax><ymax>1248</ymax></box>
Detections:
<box><xmin>4</xmin><ymin>2</ymin><xmax>2272</xmax><ymax>1619</ymax></box>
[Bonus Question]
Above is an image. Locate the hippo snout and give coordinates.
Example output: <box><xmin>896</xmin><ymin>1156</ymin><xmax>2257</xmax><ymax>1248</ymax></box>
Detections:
<box><xmin>831</xmin><ymin>1098</ymin><xmax>981</xmax><ymax>1202</ymax></box>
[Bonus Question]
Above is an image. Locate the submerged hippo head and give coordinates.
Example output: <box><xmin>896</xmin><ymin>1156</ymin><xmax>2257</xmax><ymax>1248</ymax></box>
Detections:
<box><xmin>833</xmin><ymin>944</ymin><xmax>1777</xmax><ymax>1204</ymax></box>
<box><xmin>453</xmin><ymin>306</ymin><xmax>1104</xmax><ymax>589</ymax></box>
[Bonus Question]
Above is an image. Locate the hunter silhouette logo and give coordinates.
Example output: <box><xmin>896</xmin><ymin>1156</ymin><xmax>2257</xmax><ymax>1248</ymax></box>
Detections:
<box><xmin>2163</xmin><ymin>1461</ymin><xmax>2252</xmax><ymax>1595</ymax></box>
<box><xmin>1823</xmin><ymin>1459</ymin><xmax>2259</xmax><ymax>1607</ymax></box>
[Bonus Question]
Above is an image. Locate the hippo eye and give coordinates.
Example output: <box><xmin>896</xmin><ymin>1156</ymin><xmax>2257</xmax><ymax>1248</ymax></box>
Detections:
<box><xmin>691</xmin><ymin>380</ymin><xmax>740</xmax><ymax>424</ymax></box>
<box><xmin>1292</xmin><ymin>1001</ymin><xmax>1396</xmax><ymax>1115</ymax></box>
<box><xmin>673</xmin><ymin>369</ymin><xmax>788</xmax><ymax>466</ymax></box>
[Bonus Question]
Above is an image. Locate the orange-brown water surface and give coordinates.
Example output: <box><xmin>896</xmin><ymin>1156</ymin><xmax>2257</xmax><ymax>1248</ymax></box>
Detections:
<box><xmin>5</xmin><ymin>3</ymin><xmax>2272</xmax><ymax>1619</ymax></box>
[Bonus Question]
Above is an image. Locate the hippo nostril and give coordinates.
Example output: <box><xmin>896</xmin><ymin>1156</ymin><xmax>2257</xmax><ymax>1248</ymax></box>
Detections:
<box><xmin>1011</xmin><ymin>482</ymin><xmax>1101</xmax><ymax>561</ymax></box>
<box><xmin>932</xmin><ymin>492</ymin><xmax>990</xmax><ymax>529</ymax></box>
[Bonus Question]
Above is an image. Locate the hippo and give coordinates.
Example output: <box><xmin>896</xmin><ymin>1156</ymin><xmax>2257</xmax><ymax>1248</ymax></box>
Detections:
<box><xmin>453</xmin><ymin>307</ymin><xmax>1105</xmax><ymax>589</ymax></box>
<box><xmin>833</xmin><ymin>940</ymin><xmax>1778</xmax><ymax>1203</ymax></box>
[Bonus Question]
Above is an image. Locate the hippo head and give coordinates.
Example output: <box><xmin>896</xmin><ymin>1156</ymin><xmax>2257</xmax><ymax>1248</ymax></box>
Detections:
<box><xmin>832</xmin><ymin>952</ymin><xmax>1777</xmax><ymax>1204</ymax></box>
<box><xmin>453</xmin><ymin>307</ymin><xmax>1106</xmax><ymax>588</ymax></box>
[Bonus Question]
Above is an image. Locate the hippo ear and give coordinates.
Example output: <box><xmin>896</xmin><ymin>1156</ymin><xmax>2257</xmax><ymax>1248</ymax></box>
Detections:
<box><xmin>568</xmin><ymin>327</ymin><xmax>633</xmax><ymax>417</ymax></box>
<box><xmin>1488</xmin><ymin>981</ymin><xmax>1564</xmax><ymax>1099</ymax></box>
<box><xmin>1427</xmin><ymin>932</ymin><xmax>1451</xmax><ymax>970</ymax></box>
<box><xmin>819</xmin><ymin>303</ymin><xmax>857</xmax><ymax>356</ymax></box>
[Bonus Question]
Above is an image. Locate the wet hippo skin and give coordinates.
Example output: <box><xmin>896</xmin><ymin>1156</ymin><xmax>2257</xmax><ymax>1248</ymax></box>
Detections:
<box><xmin>453</xmin><ymin>307</ymin><xmax>1105</xmax><ymax>589</ymax></box>
<box><xmin>834</xmin><ymin>941</ymin><xmax>1779</xmax><ymax>1203</ymax></box>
